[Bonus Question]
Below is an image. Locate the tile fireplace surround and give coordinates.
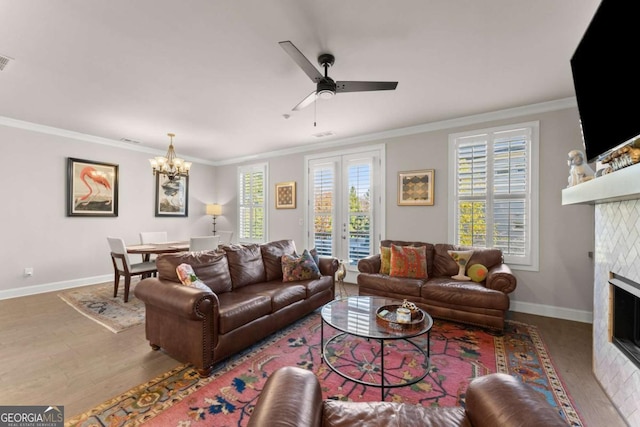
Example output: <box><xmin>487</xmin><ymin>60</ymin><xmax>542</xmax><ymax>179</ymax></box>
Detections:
<box><xmin>563</xmin><ymin>163</ymin><xmax>640</xmax><ymax>426</ymax></box>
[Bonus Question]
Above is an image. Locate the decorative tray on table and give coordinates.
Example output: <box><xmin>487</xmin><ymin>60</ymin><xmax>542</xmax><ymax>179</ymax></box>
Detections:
<box><xmin>375</xmin><ymin>304</ymin><xmax>425</xmax><ymax>331</ymax></box>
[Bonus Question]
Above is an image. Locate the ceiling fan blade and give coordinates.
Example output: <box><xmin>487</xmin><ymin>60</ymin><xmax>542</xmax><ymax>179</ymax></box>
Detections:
<box><xmin>279</xmin><ymin>41</ymin><xmax>323</xmax><ymax>83</ymax></box>
<box><xmin>292</xmin><ymin>91</ymin><xmax>317</xmax><ymax>111</ymax></box>
<box><xmin>336</xmin><ymin>81</ymin><xmax>398</xmax><ymax>93</ymax></box>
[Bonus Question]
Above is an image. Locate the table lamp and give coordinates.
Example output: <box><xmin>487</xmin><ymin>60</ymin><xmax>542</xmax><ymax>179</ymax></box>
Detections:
<box><xmin>206</xmin><ymin>204</ymin><xmax>222</xmax><ymax>235</ymax></box>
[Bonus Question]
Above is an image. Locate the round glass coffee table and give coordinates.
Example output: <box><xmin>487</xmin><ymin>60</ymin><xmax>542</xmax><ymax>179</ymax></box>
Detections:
<box><xmin>320</xmin><ymin>295</ymin><xmax>433</xmax><ymax>400</ymax></box>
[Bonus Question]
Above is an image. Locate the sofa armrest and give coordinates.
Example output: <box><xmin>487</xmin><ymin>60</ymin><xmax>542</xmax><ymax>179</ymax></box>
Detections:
<box><xmin>247</xmin><ymin>367</ymin><xmax>323</xmax><ymax>427</ymax></box>
<box><xmin>485</xmin><ymin>264</ymin><xmax>517</xmax><ymax>294</ymax></box>
<box><xmin>357</xmin><ymin>254</ymin><xmax>381</xmax><ymax>274</ymax></box>
<box><xmin>465</xmin><ymin>373</ymin><xmax>567</xmax><ymax>427</ymax></box>
<box><xmin>318</xmin><ymin>256</ymin><xmax>339</xmax><ymax>277</ymax></box>
<box><xmin>135</xmin><ymin>277</ymin><xmax>219</xmax><ymax>320</ymax></box>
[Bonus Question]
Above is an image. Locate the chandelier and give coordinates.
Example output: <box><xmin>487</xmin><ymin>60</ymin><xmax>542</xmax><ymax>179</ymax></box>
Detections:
<box><xmin>149</xmin><ymin>133</ymin><xmax>192</xmax><ymax>180</ymax></box>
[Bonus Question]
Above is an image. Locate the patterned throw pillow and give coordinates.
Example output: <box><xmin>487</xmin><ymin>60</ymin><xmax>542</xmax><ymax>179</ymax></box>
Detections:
<box><xmin>176</xmin><ymin>263</ymin><xmax>211</xmax><ymax>291</ymax></box>
<box><xmin>310</xmin><ymin>247</ymin><xmax>320</xmax><ymax>267</ymax></box>
<box><xmin>379</xmin><ymin>246</ymin><xmax>391</xmax><ymax>275</ymax></box>
<box><xmin>389</xmin><ymin>244</ymin><xmax>428</xmax><ymax>279</ymax></box>
<box><xmin>282</xmin><ymin>249</ymin><xmax>322</xmax><ymax>282</ymax></box>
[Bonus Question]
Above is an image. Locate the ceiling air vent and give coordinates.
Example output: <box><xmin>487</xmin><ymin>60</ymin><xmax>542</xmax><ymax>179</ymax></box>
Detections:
<box><xmin>312</xmin><ymin>131</ymin><xmax>335</xmax><ymax>138</ymax></box>
<box><xmin>120</xmin><ymin>138</ymin><xmax>142</xmax><ymax>145</ymax></box>
<box><xmin>0</xmin><ymin>54</ymin><xmax>13</xmax><ymax>71</ymax></box>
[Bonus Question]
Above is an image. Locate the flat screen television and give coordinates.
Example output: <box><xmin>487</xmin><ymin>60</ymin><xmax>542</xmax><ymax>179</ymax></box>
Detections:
<box><xmin>570</xmin><ymin>0</ymin><xmax>640</xmax><ymax>163</ymax></box>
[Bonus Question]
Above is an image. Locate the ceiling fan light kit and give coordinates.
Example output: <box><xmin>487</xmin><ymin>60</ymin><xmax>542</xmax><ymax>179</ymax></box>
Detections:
<box><xmin>279</xmin><ymin>41</ymin><xmax>398</xmax><ymax>112</ymax></box>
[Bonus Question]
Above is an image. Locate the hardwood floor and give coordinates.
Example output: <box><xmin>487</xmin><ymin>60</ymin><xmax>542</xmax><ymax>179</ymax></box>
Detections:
<box><xmin>0</xmin><ymin>281</ymin><xmax>628</xmax><ymax>426</ymax></box>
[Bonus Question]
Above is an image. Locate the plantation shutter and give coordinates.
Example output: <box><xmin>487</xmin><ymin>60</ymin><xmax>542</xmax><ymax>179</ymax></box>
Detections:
<box><xmin>453</xmin><ymin>125</ymin><xmax>534</xmax><ymax>267</ymax></box>
<box><xmin>310</xmin><ymin>161</ymin><xmax>335</xmax><ymax>257</ymax></box>
<box><xmin>238</xmin><ymin>164</ymin><xmax>266</xmax><ymax>243</ymax></box>
<box><xmin>346</xmin><ymin>159</ymin><xmax>373</xmax><ymax>266</ymax></box>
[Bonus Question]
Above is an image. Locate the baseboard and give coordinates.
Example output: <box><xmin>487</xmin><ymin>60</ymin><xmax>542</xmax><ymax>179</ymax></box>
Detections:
<box><xmin>0</xmin><ymin>274</ymin><xmax>112</xmax><ymax>300</ymax></box>
<box><xmin>510</xmin><ymin>300</ymin><xmax>593</xmax><ymax>324</ymax></box>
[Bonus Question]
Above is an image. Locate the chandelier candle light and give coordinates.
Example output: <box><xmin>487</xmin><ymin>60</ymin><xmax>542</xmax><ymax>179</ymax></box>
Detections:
<box><xmin>206</xmin><ymin>204</ymin><xmax>222</xmax><ymax>235</ymax></box>
<box><xmin>149</xmin><ymin>133</ymin><xmax>192</xmax><ymax>180</ymax></box>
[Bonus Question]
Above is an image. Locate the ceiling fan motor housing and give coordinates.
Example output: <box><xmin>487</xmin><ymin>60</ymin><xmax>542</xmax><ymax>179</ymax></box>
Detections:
<box><xmin>317</xmin><ymin>77</ymin><xmax>336</xmax><ymax>98</ymax></box>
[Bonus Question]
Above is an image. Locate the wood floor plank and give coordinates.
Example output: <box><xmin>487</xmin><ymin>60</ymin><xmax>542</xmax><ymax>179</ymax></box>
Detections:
<box><xmin>0</xmin><ymin>282</ymin><xmax>627</xmax><ymax>425</ymax></box>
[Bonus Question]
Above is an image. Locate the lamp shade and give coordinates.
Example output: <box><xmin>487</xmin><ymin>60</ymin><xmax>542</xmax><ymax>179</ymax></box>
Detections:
<box><xmin>206</xmin><ymin>204</ymin><xmax>222</xmax><ymax>216</ymax></box>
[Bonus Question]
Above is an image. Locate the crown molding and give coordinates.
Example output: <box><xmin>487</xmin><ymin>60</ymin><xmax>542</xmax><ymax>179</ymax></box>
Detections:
<box><xmin>0</xmin><ymin>116</ymin><xmax>216</xmax><ymax>166</ymax></box>
<box><xmin>217</xmin><ymin>97</ymin><xmax>577</xmax><ymax>166</ymax></box>
<box><xmin>1</xmin><ymin>97</ymin><xmax>576</xmax><ymax>167</ymax></box>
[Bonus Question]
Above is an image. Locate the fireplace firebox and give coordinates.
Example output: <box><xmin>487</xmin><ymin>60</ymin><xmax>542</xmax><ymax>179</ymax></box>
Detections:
<box><xmin>610</xmin><ymin>273</ymin><xmax>640</xmax><ymax>369</ymax></box>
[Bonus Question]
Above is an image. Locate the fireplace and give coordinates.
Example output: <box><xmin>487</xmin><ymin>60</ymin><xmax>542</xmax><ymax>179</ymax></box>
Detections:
<box><xmin>611</xmin><ymin>274</ymin><xmax>640</xmax><ymax>369</ymax></box>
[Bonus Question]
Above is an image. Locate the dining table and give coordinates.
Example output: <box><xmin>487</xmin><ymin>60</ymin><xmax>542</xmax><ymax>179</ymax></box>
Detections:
<box><xmin>126</xmin><ymin>241</ymin><xmax>190</xmax><ymax>262</ymax></box>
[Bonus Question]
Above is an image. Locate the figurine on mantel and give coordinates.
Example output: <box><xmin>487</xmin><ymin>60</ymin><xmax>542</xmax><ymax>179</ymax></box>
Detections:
<box><xmin>567</xmin><ymin>149</ymin><xmax>595</xmax><ymax>187</ymax></box>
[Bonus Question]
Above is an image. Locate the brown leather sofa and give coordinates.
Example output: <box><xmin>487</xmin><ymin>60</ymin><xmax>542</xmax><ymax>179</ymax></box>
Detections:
<box><xmin>357</xmin><ymin>240</ymin><xmax>517</xmax><ymax>331</ymax></box>
<box><xmin>134</xmin><ymin>239</ymin><xmax>338</xmax><ymax>377</ymax></box>
<box><xmin>248</xmin><ymin>367</ymin><xmax>568</xmax><ymax>427</ymax></box>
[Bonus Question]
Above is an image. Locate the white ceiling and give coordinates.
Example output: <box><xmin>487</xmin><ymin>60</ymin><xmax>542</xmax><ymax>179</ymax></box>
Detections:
<box><xmin>0</xmin><ymin>0</ymin><xmax>600</xmax><ymax>164</ymax></box>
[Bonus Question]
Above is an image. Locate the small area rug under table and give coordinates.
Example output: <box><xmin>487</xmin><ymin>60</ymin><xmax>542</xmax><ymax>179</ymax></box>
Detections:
<box><xmin>58</xmin><ymin>282</ymin><xmax>144</xmax><ymax>333</ymax></box>
<box><xmin>66</xmin><ymin>314</ymin><xmax>584</xmax><ymax>426</ymax></box>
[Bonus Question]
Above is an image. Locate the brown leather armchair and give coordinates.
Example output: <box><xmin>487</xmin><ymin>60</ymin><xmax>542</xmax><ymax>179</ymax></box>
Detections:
<box><xmin>248</xmin><ymin>367</ymin><xmax>568</xmax><ymax>427</ymax></box>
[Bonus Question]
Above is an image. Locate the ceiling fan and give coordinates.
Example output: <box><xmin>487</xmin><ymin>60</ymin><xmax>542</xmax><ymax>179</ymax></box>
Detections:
<box><xmin>279</xmin><ymin>40</ymin><xmax>398</xmax><ymax>111</ymax></box>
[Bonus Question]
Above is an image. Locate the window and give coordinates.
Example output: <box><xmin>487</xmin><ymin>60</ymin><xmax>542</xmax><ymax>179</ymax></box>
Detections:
<box><xmin>238</xmin><ymin>163</ymin><xmax>267</xmax><ymax>243</ymax></box>
<box><xmin>448</xmin><ymin>122</ymin><xmax>539</xmax><ymax>270</ymax></box>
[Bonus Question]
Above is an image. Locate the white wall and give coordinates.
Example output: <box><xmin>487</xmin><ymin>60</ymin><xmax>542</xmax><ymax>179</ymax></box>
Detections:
<box><xmin>0</xmin><ymin>125</ymin><xmax>216</xmax><ymax>298</ymax></box>
<box><xmin>217</xmin><ymin>106</ymin><xmax>595</xmax><ymax>321</ymax></box>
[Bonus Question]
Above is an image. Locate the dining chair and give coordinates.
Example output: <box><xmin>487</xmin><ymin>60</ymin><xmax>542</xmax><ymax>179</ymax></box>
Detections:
<box><xmin>216</xmin><ymin>230</ymin><xmax>234</xmax><ymax>245</ymax></box>
<box><xmin>190</xmin><ymin>235</ymin><xmax>220</xmax><ymax>251</ymax></box>
<box><xmin>107</xmin><ymin>237</ymin><xmax>157</xmax><ymax>302</ymax></box>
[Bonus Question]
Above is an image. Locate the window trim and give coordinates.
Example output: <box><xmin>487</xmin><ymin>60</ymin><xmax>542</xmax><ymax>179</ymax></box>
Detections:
<box><xmin>237</xmin><ymin>162</ymin><xmax>268</xmax><ymax>244</ymax></box>
<box><xmin>448</xmin><ymin>121</ymin><xmax>539</xmax><ymax>271</ymax></box>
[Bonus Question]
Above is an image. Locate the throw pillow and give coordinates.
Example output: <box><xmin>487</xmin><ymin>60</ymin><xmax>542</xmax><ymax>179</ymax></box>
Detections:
<box><xmin>389</xmin><ymin>244</ymin><xmax>428</xmax><ymax>279</ymax></box>
<box><xmin>282</xmin><ymin>249</ymin><xmax>322</xmax><ymax>282</ymax></box>
<box><xmin>467</xmin><ymin>264</ymin><xmax>488</xmax><ymax>283</ymax></box>
<box><xmin>310</xmin><ymin>247</ymin><xmax>320</xmax><ymax>267</ymax></box>
<box><xmin>176</xmin><ymin>263</ymin><xmax>211</xmax><ymax>291</ymax></box>
<box><xmin>379</xmin><ymin>246</ymin><xmax>391</xmax><ymax>275</ymax></box>
<box><xmin>447</xmin><ymin>250</ymin><xmax>474</xmax><ymax>281</ymax></box>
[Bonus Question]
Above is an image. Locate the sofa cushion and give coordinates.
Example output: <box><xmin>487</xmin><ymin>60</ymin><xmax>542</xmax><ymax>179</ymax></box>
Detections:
<box><xmin>379</xmin><ymin>246</ymin><xmax>391</xmax><ymax>275</ymax></box>
<box><xmin>156</xmin><ymin>251</ymin><xmax>232</xmax><ymax>294</ymax></box>
<box><xmin>236</xmin><ymin>281</ymin><xmax>306</xmax><ymax>312</ymax></box>
<box><xmin>389</xmin><ymin>244</ymin><xmax>428</xmax><ymax>279</ymax></box>
<box><xmin>224</xmin><ymin>244</ymin><xmax>267</xmax><ymax>288</ymax></box>
<box><xmin>261</xmin><ymin>239</ymin><xmax>297</xmax><ymax>281</ymax></box>
<box><xmin>322</xmin><ymin>400</ymin><xmax>467</xmax><ymax>427</ymax></box>
<box><xmin>432</xmin><ymin>244</ymin><xmax>503</xmax><ymax>277</ymax></box>
<box><xmin>421</xmin><ymin>277</ymin><xmax>510</xmax><ymax>310</ymax></box>
<box><xmin>358</xmin><ymin>273</ymin><xmax>423</xmax><ymax>297</ymax></box>
<box><xmin>303</xmin><ymin>275</ymin><xmax>334</xmax><ymax>298</ymax></box>
<box><xmin>216</xmin><ymin>292</ymin><xmax>272</xmax><ymax>334</ymax></box>
<box><xmin>282</xmin><ymin>250</ymin><xmax>322</xmax><ymax>282</ymax></box>
<box><xmin>381</xmin><ymin>240</ymin><xmax>436</xmax><ymax>278</ymax></box>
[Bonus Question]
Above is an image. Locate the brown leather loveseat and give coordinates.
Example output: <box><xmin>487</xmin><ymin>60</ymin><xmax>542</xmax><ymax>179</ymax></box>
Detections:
<box><xmin>248</xmin><ymin>367</ymin><xmax>568</xmax><ymax>427</ymax></box>
<box><xmin>357</xmin><ymin>240</ymin><xmax>517</xmax><ymax>331</ymax></box>
<box><xmin>135</xmin><ymin>239</ymin><xmax>338</xmax><ymax>377</ymax></box>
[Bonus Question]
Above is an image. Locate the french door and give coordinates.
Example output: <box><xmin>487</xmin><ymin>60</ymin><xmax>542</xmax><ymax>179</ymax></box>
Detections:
<box><xmin>306</xmin><ymin>146</ymin><xmax>384</xmax><ymax>273</ymax></box>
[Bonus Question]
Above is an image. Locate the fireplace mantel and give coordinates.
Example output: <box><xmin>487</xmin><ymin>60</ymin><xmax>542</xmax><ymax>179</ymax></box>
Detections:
<box><xmin>562</xmin><ymin>162</ymin><xmax>640</xmax><ymax>205</ymax></box>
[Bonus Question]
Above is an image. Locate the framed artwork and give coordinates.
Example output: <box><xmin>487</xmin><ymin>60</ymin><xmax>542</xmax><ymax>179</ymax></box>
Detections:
<box><xmin>155</xmin><ymin>174</ymin><xmax>189</xmax><ymax>217</ymax></box>
<box><xmin>275</xmin><ymin>181</ymin><xmax>296</xmax><ymax>209</ymax></box>
<box><xmin>398</xmin><ymin>169</ymin><xmax>434</xmax><ymax>206</ymax></box>
<box><xmin>67</xmin><ymin>158</ymin><xmax>119</xmax><ymax>217</ymax></box>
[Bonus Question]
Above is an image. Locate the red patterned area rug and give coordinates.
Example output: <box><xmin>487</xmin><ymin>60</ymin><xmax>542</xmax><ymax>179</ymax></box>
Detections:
<box><xmin>66</xmin><ymin>314</ymin><xmax>583</xmax><ymax>427</ymax></box>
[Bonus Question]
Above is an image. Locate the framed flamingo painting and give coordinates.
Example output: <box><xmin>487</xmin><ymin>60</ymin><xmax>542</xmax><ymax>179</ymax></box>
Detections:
<box><xmin>67</xmin><ymin>158</ymin><xmax>119</xmax><ymax>217</ymax></box>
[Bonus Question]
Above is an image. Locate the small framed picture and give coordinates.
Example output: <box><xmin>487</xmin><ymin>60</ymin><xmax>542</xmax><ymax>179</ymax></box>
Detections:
<box><xmin>275</xmin><ymin>181</ymin><xmax>296</xmax><ymax>209</ymax></box>
<box><xmin>398</xmin><ymin>169</ymin><xmax>434</xmax><ymax>206</ymax></box>
<box><xmin>67</xmin><ymin>158</ymin><xmax>119</xmax><ymax>217</ymax></box>
<box><xmin>155</xmin><ymin>174</ymin><xmax>189</xmax><ymax>217</ymax></box>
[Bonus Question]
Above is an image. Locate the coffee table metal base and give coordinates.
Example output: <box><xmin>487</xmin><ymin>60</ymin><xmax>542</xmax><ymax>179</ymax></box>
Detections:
<box><xmin>321</xmin><ymin>324</ymin><xmax>431</xmax><ymax>401</ymax></box>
